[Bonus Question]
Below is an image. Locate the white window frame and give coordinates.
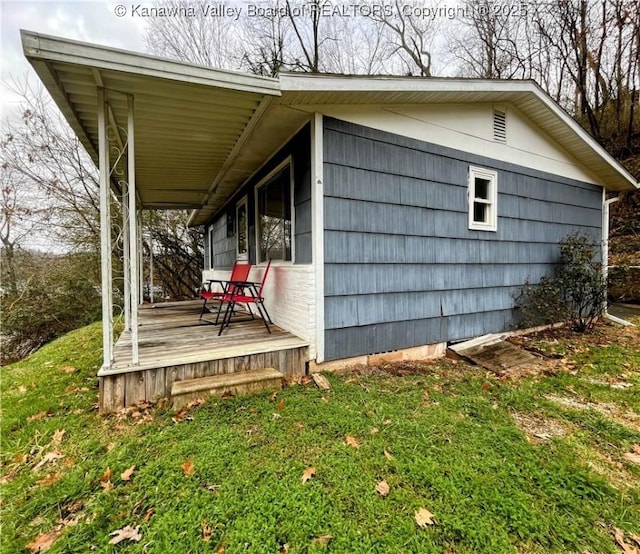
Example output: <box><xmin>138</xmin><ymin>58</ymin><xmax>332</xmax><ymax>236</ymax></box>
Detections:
<box><xmin>468</xmin><ymin>166</ymin><xmax>498</xmax><ymax>232</ymax></box>
<box><xmin>254</xmin><ymin>156</ymin><xmax>295</xmax><ymax>264</ymax></box>
<box><xmin>236</xmin><ymin>196</ymin><xmax>249</xmax><ymax>261</ymax></box>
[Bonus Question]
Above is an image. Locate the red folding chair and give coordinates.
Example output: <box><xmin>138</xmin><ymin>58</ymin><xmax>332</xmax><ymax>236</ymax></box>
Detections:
<box><xmin>199</xmin><ymin>261</ymin><xmax>251</xmax><ymax>321</ymax></box>
<box><xmin>218</xmin><ymin>260</ymin><xmax>272</xmax><ymax>336</ymax></box>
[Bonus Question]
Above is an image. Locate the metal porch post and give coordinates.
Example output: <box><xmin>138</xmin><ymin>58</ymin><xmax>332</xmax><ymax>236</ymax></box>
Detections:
<box><xmin>122</xmin><ymin>181</ymin><xmax>131</xmax><ymax>332</ymax></box>
<box><xmin>97</xmin><ymin>88</ymin><xmax>113</xmax><ymax>369</ymax></box>
<box><xmin>149</xmin><ymin>234</ymin><xmax>154</xmax><ymax>303</ymax></box>
<box><xmin>128</xmin><ymin>95</ymin><xmax>139</xmax><ymax>364</ymax></box>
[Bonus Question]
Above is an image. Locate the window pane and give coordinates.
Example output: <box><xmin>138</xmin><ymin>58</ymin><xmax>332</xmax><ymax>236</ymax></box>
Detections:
<box><xmin>475</xmin><ymin>177</ymin><xmax>490</xmax><ymax>200</ymax></box>
<box><xmin>258</xmin><ymin>167</ymin><xmax>291</xmax><ymax>262</ymax></box>
<box><xmin>473</xmin><ymin>202</ymin><xmax>488</xmax><ymax>223</ymax></box>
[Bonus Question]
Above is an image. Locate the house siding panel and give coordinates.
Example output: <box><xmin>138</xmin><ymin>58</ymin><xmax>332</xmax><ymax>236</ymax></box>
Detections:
<box><xmin>323</xmin><ymin>117</ymin><xmax>602</xmax><ymax>361</ymax></box>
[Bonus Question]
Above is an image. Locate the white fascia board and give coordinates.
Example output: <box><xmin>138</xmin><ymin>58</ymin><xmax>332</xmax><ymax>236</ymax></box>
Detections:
<box><xmin>525</xmin><ymin>81</ymin><xmax>638</xmax><ymax>191</ymax></box>
<box><xmin>21</xmin><ymin>30</ymin><xmax>281</xmax><ymax>97</ymax></box>
<box><xmin>280</xmin><ymin>74</ymin><xmax>638</xmax><ymax>191</ymax></box>
<box><xmin>279</xmin><ymin>73</ymin><xmax>534</xmax><ymax>93</ymax></box>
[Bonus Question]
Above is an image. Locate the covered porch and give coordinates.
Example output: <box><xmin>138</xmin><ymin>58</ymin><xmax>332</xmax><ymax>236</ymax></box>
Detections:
<box><xmin>22</xmin><ymin>31</ymin><xmax>316</xmax><ymax>411</ymax></box>
<box><xmin>99</xmin><ymin>300</ymin><xmax>308</xmax><ymax>411</ymax></box>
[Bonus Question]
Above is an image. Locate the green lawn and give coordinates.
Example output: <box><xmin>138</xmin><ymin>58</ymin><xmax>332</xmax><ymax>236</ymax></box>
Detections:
<box><xmin>1</xmin><ymin>320</ymin><xmax>639</xmax><ymax>553</ymax></box>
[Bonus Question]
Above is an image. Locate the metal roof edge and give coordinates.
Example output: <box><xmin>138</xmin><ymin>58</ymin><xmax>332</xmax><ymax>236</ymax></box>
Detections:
<box><xmin>21</xmin><ymin>30</ymin><xmax>281</xmax><ymax>97</ymax></box>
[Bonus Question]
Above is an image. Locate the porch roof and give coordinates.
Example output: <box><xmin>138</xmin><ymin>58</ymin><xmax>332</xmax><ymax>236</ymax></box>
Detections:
<box><xmin>22</xmin><ymin>31</ymin><xmax>638</xmax><ymax>227</ymax></box>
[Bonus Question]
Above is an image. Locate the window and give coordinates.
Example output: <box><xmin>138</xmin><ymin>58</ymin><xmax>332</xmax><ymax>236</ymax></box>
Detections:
<box><xmin>236</xmin><ymin>197</ymin><xmax>248</xmax><ymax>260</ymax></box>
<box><xmin>468</xmin><ymin>166</ymin><xmax>498</xmax><ymax>231</ymax></box>
<box><xmin>256</xmin><ymin>163</ymin><xmax>292</xmax><ymax>262</ymax></box>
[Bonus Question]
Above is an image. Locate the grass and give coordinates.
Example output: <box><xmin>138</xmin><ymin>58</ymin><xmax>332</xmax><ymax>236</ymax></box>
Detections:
<box><xmin>1</xmin><ymin>319</ymin><xmax>639</xmax><ymax>553</ymax></box>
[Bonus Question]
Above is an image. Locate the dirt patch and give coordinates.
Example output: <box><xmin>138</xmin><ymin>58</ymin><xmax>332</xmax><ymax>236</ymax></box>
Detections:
<box><xmin>545</xmin><ymin>394</ymin><xmax>640</xmax><ymax>432</ymax></box>
<box><xmin>345</xmin><ymin>358</ymin><xmax>487</xmax><ymax>381</ymax></box>
<box><xmin>511</xmin><ymin>411</ymin><xmax>573</xmax><ymax>443</ymax></box>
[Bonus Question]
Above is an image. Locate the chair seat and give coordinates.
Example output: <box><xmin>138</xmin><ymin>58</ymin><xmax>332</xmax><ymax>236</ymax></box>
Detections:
<box><xmin>200</xmin><ymin>291</ymin><xmax>223</xmax><ymax>300</ymax></box>
<box><xmin>229</xmin><ymin>294</ymin><xmax>262</xmax><ymax>304</ymax></box>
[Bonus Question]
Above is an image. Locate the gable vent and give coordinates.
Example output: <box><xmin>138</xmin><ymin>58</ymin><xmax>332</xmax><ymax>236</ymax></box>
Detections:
<box><xmin>493</xmin><ymin>110</ymin><xmax>507</xmax><ymax>143</ymax></box>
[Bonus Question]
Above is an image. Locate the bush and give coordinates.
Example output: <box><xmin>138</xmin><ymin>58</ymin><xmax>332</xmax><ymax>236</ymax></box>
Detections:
<box><xmin>515</xmin><ymin>233</ymin><xmax>607</xmax><ymax>332</ymax></box>
<box><xmin>0</xmin><ymin>252</ymin><xmax>101</xmax><ymax>363</ymax></box>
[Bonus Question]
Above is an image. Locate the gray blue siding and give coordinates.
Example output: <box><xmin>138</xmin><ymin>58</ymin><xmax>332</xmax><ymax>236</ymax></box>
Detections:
<box><xmin>323</xmin><ymin>117</ymin><xmax>602</xmax><ymax>361</ymax></box>
<box><xmin>208</xmin><ymin>124</ymin><xmax>312</xmax><ymax>269</ymax></box>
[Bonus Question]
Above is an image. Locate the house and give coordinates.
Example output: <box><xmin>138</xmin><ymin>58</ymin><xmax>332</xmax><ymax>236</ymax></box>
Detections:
<box><xmin>22</xmin><ymin>31</ymin><xmax>638</xmax><ymax>410</ymax></box>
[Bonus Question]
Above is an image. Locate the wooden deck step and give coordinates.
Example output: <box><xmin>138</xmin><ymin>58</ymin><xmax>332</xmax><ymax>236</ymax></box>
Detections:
<box><xmin>170</xmin><ymin>368</ymin><xmax>284</xmax><ymax>409</ymax></box>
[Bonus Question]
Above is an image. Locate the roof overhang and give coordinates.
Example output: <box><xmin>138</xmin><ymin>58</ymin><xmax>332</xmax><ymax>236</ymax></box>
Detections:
<box><xmin>22</xmin><ymin>32</ymin><xmax>637</xmax><ymax>229</ymax></box>
<box><xmin>277</xmin><ymin>73</ymin><xmax>638</xmax><ymax>194</ymax></box>
<box><xmin>21</xmin><ymin>30</ymin><xmax>283</xmax><ymax>212</ymax></box>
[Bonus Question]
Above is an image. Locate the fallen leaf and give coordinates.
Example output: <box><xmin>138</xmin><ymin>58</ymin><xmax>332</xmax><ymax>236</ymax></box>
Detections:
<box><xmin>100</xmin><ymin>467</ymin><xmax>112</xmax><ymax>482</ymax></box>
<box><xmin>36</xmin><ymin>473</ymin><xmax>62</xmax><ymax>487</ymax></box>
<box><xmin>14</xmin><ymin>453</ymin><xmax>27</xmax><ymax>464</ymax></box>
<box><xmin>18</xmin><ymin>385</ymin><xmax>28</xmax><ymax>394</ymax></box>
<box><xmin>120</xmin><ymin>465</ymin><xmax>136</xmax><ymax>481</ymax></box>
<box><xmin>201</xmin><ymin>521</ymin><xmax>212</xmax><ymax>542</ymax></box>
<box><xmin>313</xmin><ymin>534</ymin><xmax>333</xmax><ymax>545</ymax></box>
<box><xmin>270</xmin><ymin>391</ymin><xmax>278</xmax><ymax>401</ymax></box>
<box><xmin>108</xmin><ymin>525</ymin><xmax>142</xmax><ymax>545</ymax></box>
<box><xmin>61</xmin><ymin>365</ymin><xmax>76</xmax><ymax>373</ymax></box>
<box><xmin>26</xmin><ymin>528</ymin><xmax>63</xmax><ymax>552</ymax></box>
<box><xmin>415</xmin><ymin>508</ymin><xmax>436</xmax><ymax>527</ymax></box>
<box><xmin>52</xmin><ymin>429</ymin><xmax>65</xmax><ymax>445</ymax></box>
<box><xmin>182</xmin><ymin>459</ymin><xmax>194</xmax><ymax>477</ymax></box>
<box><xmin>295</xmin><ymin>422</ymin><xmax>304</xmax><ymax>431</ymax></box>
<box><xmin>301</xmin><ymin>466</ymin><xmax>316</xmax><ymax>483</ymax></box>
<box><xmin>623</xmin><ymin>452</ymin><xmax>640</xmax><ymax>465</ymax></box>
<box><xmin>277</xmin><ymin>399</ymin><xmax>285</xmax><ymax>411</ymax></box>
<box><xmin>370</xmin><ymin>428</ymin><xmax>379</xmax><ymax>434</ymax></box>
<box><xmin>376</xmin><ymin>480</ymin><xmax>390</xmax><ymax>496</ymax></box>
<box><xmin>216</xmin><ymin>545</ymin><xmax>225</xmax><ymax>553</ymax></box>
<box><xmin>382</xmin><ymin>419</ymin><xmax>391</xmax><ymax>425</ymax></box>
<box><xmin>345</xmin><ymin>435</ymin><xmax>361</xmax><ymax>448</ymax></box>
<box><xmin>33</xmin><ymin>451</ymin><xmax>64</xmax><ymax>472</ymax></box>
<box><xmin>27</xmin><ymin>411</ymin><xmax>47</xmax><ymax>423</ymax></box>
<box><xmin>279</xmin><ymin>544</ymin><xmax>289</xmax><ymax>554</ymax></box>
<box><xmin>105</xmin><ymin>443</ymin><xmax>116</xmax><ymax>452</ymax></box>
<box><xmin>614</xmin><ymin>527</ymin><xmax>639</xmax><ymax>554</ymax></box>
<box><xmin>384</xmin><ymin>449</ymin><xmax>394</xmax><ymax>460</ymax></box>
<box><xmin>143</xmin><ymin>508</ymin><xmax>155</xmax><ymax>522</ymax></box>
<box><xmin>100</xmin><ymin>480</ymin><xmax>113</xmax><ymax>490</ymax></box>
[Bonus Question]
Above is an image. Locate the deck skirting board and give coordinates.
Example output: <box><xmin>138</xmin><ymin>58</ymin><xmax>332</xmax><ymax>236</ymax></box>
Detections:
<box><xmin>99</xmin><ymin>345</ymin><xmax>308</xmax><ymax>412</ymax></box>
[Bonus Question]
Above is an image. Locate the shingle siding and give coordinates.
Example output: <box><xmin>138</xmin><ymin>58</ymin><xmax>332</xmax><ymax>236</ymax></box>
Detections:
<box><xmin>323</xmin><ymin>117</ymin><xmax>602</xmax><ymax>361</ymax></box>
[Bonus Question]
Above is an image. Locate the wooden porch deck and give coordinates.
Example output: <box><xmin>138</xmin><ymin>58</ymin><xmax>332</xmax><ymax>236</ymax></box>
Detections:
<box><xmin>98</xmin><ymin>300</ymin><xmax>309</xmax><ymax>411</ymax></box>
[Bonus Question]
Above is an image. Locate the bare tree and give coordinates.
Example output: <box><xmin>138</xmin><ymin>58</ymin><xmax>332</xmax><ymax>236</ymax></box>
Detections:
<box><xmin>0</xmin><ymin>80</ymin><xmax>100</xmax><ymax>253</ymax></box>
<box><xmin>144</xmin><ymin>0</ymin><xmax>240</xmax><ymax>68</ymax></box>
<box><xmin>370</xmin><ymin>0</ymin><xmax>438</xmax><ymax>76</ymax></box>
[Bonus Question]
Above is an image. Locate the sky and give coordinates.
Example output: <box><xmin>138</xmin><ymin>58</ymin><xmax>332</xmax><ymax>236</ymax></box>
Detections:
<box><xmin>1</xmin><ymin>0</ymin><xmax>147</xmax><ymax>115</ymax></box>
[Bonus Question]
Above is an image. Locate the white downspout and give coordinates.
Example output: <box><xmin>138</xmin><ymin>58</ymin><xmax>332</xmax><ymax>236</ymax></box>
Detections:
<box><xmin>602</xmin><ymin>192</ymin><xmax>619</xmax><ymax>284</ymax></box>
<box><xmin>602</xmin><ymin>191</ymin><xmax>631</xmax><ymax>325</ymax></box>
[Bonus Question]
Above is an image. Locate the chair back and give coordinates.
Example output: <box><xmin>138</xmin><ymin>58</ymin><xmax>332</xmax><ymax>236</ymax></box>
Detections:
<box><xmin>257</xmin><ymin>260</ymin><xmax>271</xmax><ymax>292</ymax></box>
<box><xmin>228</xmin><ymin>261</ymin><xmax>251</xmax><ymax>294</ymax></box>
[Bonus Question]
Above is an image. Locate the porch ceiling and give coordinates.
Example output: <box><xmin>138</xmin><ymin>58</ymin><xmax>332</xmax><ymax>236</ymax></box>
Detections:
<box><xmin>21</xmin><ymin>30</ymin><xmax>286</xmax><ymax>211</ymax></box>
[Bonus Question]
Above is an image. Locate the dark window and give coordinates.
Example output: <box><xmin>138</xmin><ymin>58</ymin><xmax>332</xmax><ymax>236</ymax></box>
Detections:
<box><xmin>257</xmin><ymin>166</ymin><xmax>292</xmax><ymax>262</ymax></box>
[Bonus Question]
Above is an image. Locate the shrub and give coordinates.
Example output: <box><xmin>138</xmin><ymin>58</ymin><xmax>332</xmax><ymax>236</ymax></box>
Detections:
<box><xmin>0</xmin><ymin>252</ymin><xmax>101</xmax><ymax>363</ymax></box>
<box><xmin>515</xmin><ymin>233</ymin><xmax>607</xmax><ymax>332</ymax></box>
